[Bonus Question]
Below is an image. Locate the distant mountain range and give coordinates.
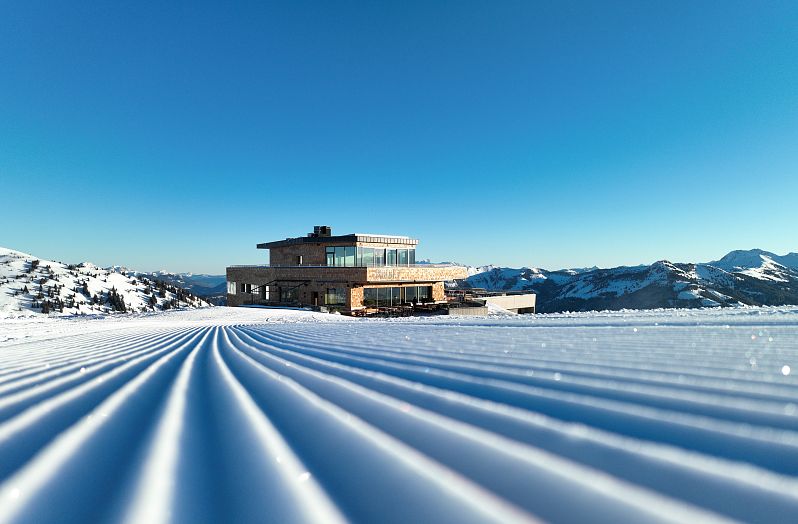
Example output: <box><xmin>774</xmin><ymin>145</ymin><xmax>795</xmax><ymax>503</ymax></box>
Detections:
<box><xmin>456</xmin><ymin>249</ymin><xmax>798</xmax><ymax>313</ymax></box>
<box><xmin>137</xmin><ymin>271</ymin><xmax>227</xmax><ymax>305</ymax></box>
<box><xmin>101</xmin><ymin>248</ymin><xmax>798</xmax><ymax>312</ymax></box>
<box><xmin>0</xmin><ymin>247</ymin><xmax>212</xmax><ymax>318</ymax></box>
<box><xmin>5</xmin><ymin>246</ymin><xmax>794</xmax><ymax>316</ymax></box>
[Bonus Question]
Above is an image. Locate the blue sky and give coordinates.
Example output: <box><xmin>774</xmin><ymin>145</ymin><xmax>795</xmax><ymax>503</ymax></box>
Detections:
<box><xmin>1</xmin><ymin>1</ymin><xmax>797</xmax><ymax>273</ymax></box>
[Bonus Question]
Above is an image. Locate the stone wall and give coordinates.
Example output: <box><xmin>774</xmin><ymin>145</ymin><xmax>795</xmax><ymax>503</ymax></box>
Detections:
<box><xmin>432</xmin><ymin>281</ymin><xmax>445</xmax><ymax>302</ymax></box>
<box><xmin>226</xmin><ymin>264</ymin><xmax>465</xmax><ymax>311</ymax></box>
<box><xmin>349</xmin><ymin>286</ymin><xmax>363</xmax><ymax>309</ymax></box>
<box><xmin>269</xmin><ymin>244</ymin><xmax>326</xmax><ymax>266</ymax></box>
<box><xmin>366</xmin><ymin>265</ymin><xmax>468</xmax><ymax>283</ymax></box>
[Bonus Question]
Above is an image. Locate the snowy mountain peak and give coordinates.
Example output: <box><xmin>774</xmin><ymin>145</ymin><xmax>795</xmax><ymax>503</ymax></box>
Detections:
<box><xmin>703</xmin><ymin>248</ymin><xmax>798</xmax><ymax>283</ymax></box>
<box><xmin>709</xmin><ymin>249</ymin><xmax>776</xmax><ymax>271</ymax></box>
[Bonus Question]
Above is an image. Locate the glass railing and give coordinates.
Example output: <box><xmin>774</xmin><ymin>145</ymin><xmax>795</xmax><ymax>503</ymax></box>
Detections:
<box><xmin>227</xmin><ymin>263</ymin><xmax>462</xmax><ymax>269</ymax></box>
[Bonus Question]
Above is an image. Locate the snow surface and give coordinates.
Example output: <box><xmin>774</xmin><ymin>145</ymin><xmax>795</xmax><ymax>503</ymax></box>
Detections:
<box><xmin>1</xmin><ymin>306</ymin><xmax>798</xmax><ymax>523</ymax></box>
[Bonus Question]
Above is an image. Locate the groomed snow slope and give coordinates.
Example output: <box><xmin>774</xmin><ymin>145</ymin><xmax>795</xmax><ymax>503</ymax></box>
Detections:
<box><xmin>1</xmin><ymin>307</ymin><xmax>798</xmax><ymax>523</ymax></box>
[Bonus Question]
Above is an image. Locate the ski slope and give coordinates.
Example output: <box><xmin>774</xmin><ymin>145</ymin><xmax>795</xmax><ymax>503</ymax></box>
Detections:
<box><xmin>1</xmin><ymin>307</ymin><xmax>798</xmax><ymax>523</ymax></box>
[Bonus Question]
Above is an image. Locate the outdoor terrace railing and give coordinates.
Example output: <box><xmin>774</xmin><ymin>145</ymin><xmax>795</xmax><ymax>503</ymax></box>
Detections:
<box><xmin>228</xmin><ymin>264</ymin><xmax>464</xmax><ymax>269</ymax></box>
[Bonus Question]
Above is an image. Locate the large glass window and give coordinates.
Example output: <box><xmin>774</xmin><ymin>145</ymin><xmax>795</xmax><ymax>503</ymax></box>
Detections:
<box><xmin>418</xmin><ymin>286</ymin><xmax>432</xmax><ymax>301</ymax></box>
<box><xmin>344</xmin><ymin>246</ymin><xmax>356</xmax><ymax>267</ymax></box>
<box><xmin>362</xmin><ymin>286</ymin><xmax>416</xmax><ymax>307</ymax></box>
<box><xmin>361</xmin><ymin>247</ymin><xmax>374</xmax><ymax>267</ymax></box>
<box><xmin>363</xmin><ymin>287</ymin><xmax>378</xmax><ymax>307</ymax></box>
<box><xmin>325</xmin><ymin>288</ymin><xmax>346</xmax><ymax>306</ymax></box>
<box><xmin>327</xmin><ymin>246</ymin><xmax>416</xmax><ymax>267</ymax></box>
<box><xmin>326</xmin><ymin>245</ymin><xmax>362</xmax><ymax>266</ymax></box>
<box><xmin>227</xmin><ymin>281</ymin><xmax>236</xmax><ymax>295</ymax></box>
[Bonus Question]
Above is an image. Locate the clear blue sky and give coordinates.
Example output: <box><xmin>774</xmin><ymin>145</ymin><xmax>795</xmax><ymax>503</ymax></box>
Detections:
<box><xmin>1</xmin><ymin>1</ymin><xmax>797</xmax><ymax>273</ymax></box>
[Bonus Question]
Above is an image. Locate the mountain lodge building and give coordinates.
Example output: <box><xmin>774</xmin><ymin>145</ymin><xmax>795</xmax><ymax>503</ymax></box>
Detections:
<box><xmin>226</xmin><ymin>226</ymin><xmax>469</xmax><ymax>314</ymax></box>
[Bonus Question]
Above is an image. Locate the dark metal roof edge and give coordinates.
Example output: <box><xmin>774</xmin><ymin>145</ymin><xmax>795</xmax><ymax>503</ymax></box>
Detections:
<box><xmin>257</xmin><ymin>234</ymin><xmax>419</xmax><ymax>249</ymax></box>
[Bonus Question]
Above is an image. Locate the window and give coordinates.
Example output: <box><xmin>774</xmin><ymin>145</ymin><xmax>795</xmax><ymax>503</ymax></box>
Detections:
<box><xmin>227</xmin><ymin>281</ymin><xmax>236</xmax><ymax>294</ymax></box>
<box><xmin>361</xmin><ymin>247</ymin><xmax>374</xmax><ymax>267</ymax></box>
<box><xmin>362</xmin><ymin>287</ymin><xmax>413</xmax><ymax>307</ymax></box>
<box><xmin>344</xmin><ymin>246</ymin><xmax>356</xmax><ymax>267</ymax></box>
<box><xmin>296</xmin><ymin>255</ymin><xmax>303</xmax><ymax>265</ymax></box>
<box><xmin>326</xmin><ymin>245</ymin><xmax>360</xmax><ymax>266</ymax></box>
<box><xmin>361</xmin><ymin>286</ymin><xmax>432</xmax><ymax>306</ymax></box>
<box><xmin>418</xmin><ymin>286</ymin><xmax>432</xmax><ymax>301</ymax></box>
<box><xmin>325</xmin><ymin>245</ymin><xmax>414</xmax><ymax>267</ymax></box>
<box><xmin>363</xmin><ymin>287</ymin><xmax>378</xmax><ymax>306</ymax></box>
<box><xmin>280</xmin><ymin>287</ymin><xmax>298</xmax><ymax>302</ymax></box>
<box><xmin>325</xmin><ymin>288</ymin><xmax>346</xmax><ymax>306</ymax></box>
<box><xmin>240</xmin><ymin>283</ymin><xmax>264</xmax><ymax>295</ymax></box>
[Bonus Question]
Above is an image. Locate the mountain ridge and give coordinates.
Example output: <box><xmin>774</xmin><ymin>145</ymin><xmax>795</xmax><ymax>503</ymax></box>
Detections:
<box><xmin>457</xmin><ymin>248</ymin><xmax>798</xmax><ymax>313</ymax></box>
<box><xmin>0</xmin><ymin>247</ymin><xmax>212</xmax><ymax>318</ymax></box>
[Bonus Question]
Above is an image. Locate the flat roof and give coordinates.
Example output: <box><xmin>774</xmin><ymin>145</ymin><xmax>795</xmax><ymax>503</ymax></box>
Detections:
<box><xmin>257</xmin><ymin>233</ymin><xmax>419</xmax><ymax>249</ymax></box>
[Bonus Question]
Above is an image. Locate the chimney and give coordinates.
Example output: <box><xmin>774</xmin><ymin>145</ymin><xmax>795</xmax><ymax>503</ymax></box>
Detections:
<box><xmin>311</xmin><ymin>225</ymin><xmax>332</xmax><ymax>237</ymax></box>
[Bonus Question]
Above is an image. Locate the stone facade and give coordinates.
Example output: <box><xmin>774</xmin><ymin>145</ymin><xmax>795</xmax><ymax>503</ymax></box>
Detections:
<box><xmin>226</xmin><ymin>264</ymin><xmax>461</xmax><ymax>311</ymax></box>
<box><xmin>366</xmin><ymin>266</ymin><xmax>467</xmax><ymax>283</ymax></box>
<box><xmin>269</xmin><ymin>244</ymin><xmax>327</xmax><ymax>266</ymax></box>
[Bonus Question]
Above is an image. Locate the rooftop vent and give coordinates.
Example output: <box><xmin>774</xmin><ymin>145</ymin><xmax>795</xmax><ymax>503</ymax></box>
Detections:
<box><xmin>310</xmin><ymin>225</ymin><xmax>332</xmax><ymax>237</ymax></box>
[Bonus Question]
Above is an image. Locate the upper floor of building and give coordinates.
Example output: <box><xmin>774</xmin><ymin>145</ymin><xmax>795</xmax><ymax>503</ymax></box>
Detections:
<box><xmin>257</xmin><ymin>226</ymin><xmax>424</xmax><ymax>268</ymax></box>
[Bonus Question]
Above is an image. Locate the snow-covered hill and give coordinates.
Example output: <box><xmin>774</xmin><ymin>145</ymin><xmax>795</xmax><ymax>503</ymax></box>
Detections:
<box><xmin>458</xmin><ymin>249</ymin><xmax>798</xmax><ymax>313</ymax></box>
<box><xmin>0</xmin><ymin>247</ymin><xmax>211</xmax><ymax>318</ymax></box>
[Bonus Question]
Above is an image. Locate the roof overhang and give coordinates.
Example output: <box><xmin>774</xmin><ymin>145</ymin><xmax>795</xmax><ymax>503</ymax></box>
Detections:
<box><xmin>257</xmin><ymin>234</ymin><xmax>419</xmax><ymax>249</ymax></box>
